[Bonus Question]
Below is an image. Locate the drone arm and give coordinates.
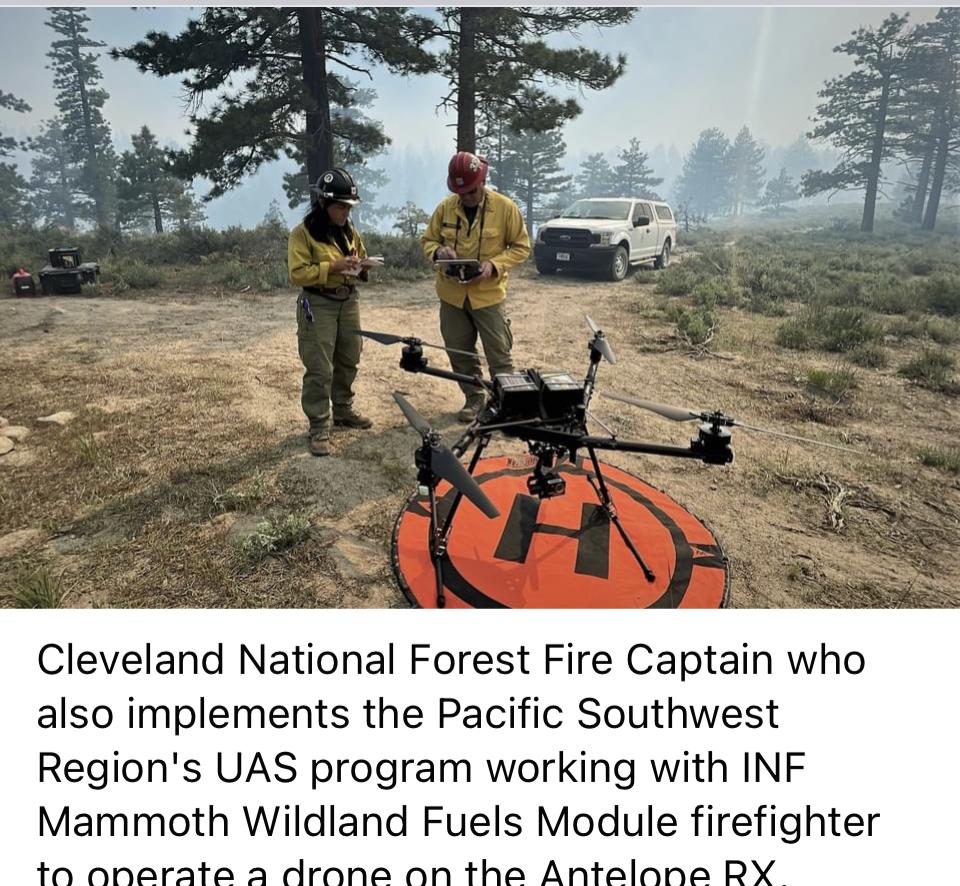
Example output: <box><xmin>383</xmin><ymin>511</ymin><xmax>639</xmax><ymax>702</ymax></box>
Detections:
<box><xmin>581</xmin><ymin>435</ymin><xmax>709</xmax><ymax>460</ymax></box>
<box><xmin>399</xmin><ymin>346</ymin><xmax>492</xmax><ymax>391</ymax></box>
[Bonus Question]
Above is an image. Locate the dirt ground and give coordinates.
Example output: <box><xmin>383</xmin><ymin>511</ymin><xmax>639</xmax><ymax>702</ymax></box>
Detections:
<box><xmin>2</xmin><ymin>259</ymin><xmax>958</xmax><ymax>608</ymax></box>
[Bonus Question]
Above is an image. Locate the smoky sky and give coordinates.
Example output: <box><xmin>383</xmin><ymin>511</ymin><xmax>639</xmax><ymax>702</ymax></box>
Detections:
<box><xmin>0</xmin><ymin>5</ymin><xmax>936</xmax><ymax>226</ymax></box>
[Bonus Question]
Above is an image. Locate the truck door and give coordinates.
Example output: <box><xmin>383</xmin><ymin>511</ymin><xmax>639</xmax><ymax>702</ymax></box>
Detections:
<box><xmin>633</xmin><ymin>202</ymin><xmax>657</xmax><ymax>258</ymax></box>
<box><xmin>626</xmin><ymin>202</ymin><xmax>641</xmax><ymax>259</ymax></box>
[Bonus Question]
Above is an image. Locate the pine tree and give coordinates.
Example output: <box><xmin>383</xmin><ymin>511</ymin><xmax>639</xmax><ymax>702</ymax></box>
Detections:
<box><xmin>116</xmin><ymin>9</ymin><xmax>435</xmax><ymax>205</ymax></box>
<box><xmin>761</xmin><ymin>168</ymin><xmax>800</xmax><ymax>215</ymax></box>
<box><xmin>436</xmin><ymin>8</ymin><xmax>635</xmax><ymax>152</ymax></box>
<box><xmin>0</xmin><ymin>90</ymin><xmax>31</xmax><ymax>225</ymax></box>
<box><xmin>614</xmin><ymin>138</ymin><xmax>663</xmax><ymax>198</ymax></box>
<box><xmin>46</xmin><ymin>7</ymin><xmax>117</xmax><ymax>228</ymax></box>
<box><xmin>263</xmin><ymin>199</ymin><xmax>286</xmax><ymax>227</ymax></box>
<box><xmin>675</xmin><ymin>128</ymin><xmax>732</xmax><ymax>220</ymax></box>
<box><xmin>802</xmin><ymin>13</ymin><xmax>911</xmax><ymax>232</ymax></box>
<box><xmin>903</xmin><ymin>9</ymin><xmax>960</xmax><ymax>231</ymax></box>
<box><xmin>575</xmin><ymin>153</ymin><xmax>619</xmax><ymax>197</ymax></box>
<box><xmin>28</xmin><ymin>119</ymin><xmax>83</xmax><ymax>229</ymax></box>
<box><xmin>116</xmin><ymin>126</ymin><xmax>195</xmax><ymax>234</ymax></box>
<box><xmin>779</xmin><ymin>134</ymin><xmax>819</xmax><ymax>182</ymax></box>
<box><xmin>727</xmin><ymin>126</ymin><xmax>765</xmax><ymax>215</ymax></box>
<box><xmin>393</xmin><ymin>202</ymin><xmax>430</xmax><ymax>237</ymax></box>
<box><xmin>169</xmin><ymin>186</ymin><xmax>206</xmax><ymax>231</ymax></box>
<box><xmin>500</xmin><ymin>126</ymin><xmax>572</xmax><ymax>228</ymax></box>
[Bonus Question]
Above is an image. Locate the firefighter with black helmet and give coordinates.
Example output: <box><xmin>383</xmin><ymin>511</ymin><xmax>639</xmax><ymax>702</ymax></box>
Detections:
<box><xmin>288</xmin><ymin>167</ymin><xmax>373</xmax><ymax>457</ymax></box>
<box><xmin>422</xmin><ymin>151</ymin><xmax>531</xmax><ymax>423</ymax></box>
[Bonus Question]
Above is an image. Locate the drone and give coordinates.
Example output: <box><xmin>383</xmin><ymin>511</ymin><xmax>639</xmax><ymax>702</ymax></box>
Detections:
<box><xmin>359</xmin><ymin>317</ymin><xmax>859</xmax><ymax>609</ymax></box>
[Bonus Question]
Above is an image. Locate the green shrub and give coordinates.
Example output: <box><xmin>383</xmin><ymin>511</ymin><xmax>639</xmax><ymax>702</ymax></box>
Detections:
<box><xmin>925</xmin><ymin>317</ymin><xmax>960</xmax><ymax>345</ymax></box>
<box><xmin>818</xmin><ymin>307</ymin><xmax>884</xmax><ymax>353</ymax></box>
<box><xmin>114</xmin><ymin>260</ymin><xmax>163</xmax><ymax>290</ymax></box>
<box><xmin>776</xmin><ymin>318</ymin><xmax>813</xmax><ymax>350</ymax></box>
<box><xmin>6</xmin><ymin>568</ymin><xmax>67</xmax><ymax>608</ymax></box>
<box><xmin>917</xmin><ymin>274</ymin><xmax>960</xmax><ymax>317</ymax></box>
<box><xmin>849</xmin><ymin>343</ymin><xmax>889</xmax><ymax>368</ymax></box>
<box><xmin>674</xmin><ymin>305</ymin><xmax>718</xmax><ymax>346</ymax></box>
<box><xmin>805</xmin><ymin>365</ymin><xmax>858</xmax><ymax>401</ymax></box>
<box><xmin>898</xmin><ymin>349</ymin><xmax>960</xmax><ymax>394</ymax></box>
<box><xmin>242</xmin><ymin>514</ymin><xmax>311</xmax><ymax>561</ymax></box>
<box><xmin>690</xmin><ymin>275</ymin><xmax>743</xmax><ymax>308</ymax></box>
<box><xmin>918</xmin><ymin>446</ymin><xmax>960</xmax><ymax>473</ymax></box>
<box><xmin>885</xmin><ymin>316</ymin><xmax>924</xmax><ymax>340</ymax></box>
<box><xmin>655</xmin><ymin>264</ymin><xmax>702</xmax><ymax>296</ymax></box>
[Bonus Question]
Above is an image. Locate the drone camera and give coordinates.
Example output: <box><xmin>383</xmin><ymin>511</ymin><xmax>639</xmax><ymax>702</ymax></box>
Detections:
<box><xmin>527</xmin><ymin>470</ymin><xmax>566</xmax><ymax>499</ymax></box>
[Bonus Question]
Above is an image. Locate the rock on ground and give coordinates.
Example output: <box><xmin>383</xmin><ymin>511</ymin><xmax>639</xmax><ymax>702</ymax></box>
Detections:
<box><xmin>37</xmin><ymin>411</ymin><xmax>76</xmax><ymax>426</ymax></box>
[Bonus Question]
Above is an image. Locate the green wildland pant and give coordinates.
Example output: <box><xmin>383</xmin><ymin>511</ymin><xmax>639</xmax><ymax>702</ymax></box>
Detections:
<box><xmin>297</xmin><ymin>292</ymin><xmax>363</xmax><ymax>432</ymax></box>
<box><xmin>439</xmin><ymin>299</ymin><xmax>514</xmax><ymax>402</ymax></box>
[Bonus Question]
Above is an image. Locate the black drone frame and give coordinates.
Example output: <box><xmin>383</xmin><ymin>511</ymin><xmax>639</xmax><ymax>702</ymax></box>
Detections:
<box><xmin>363</xmin><ymin>318</ymin><xmax>859</xmax><ymax>608</ymax></box>
<box><xmin>364</xmin><ymin>320</ymin><xmax>737</xmax><ymax>607</ymax></box>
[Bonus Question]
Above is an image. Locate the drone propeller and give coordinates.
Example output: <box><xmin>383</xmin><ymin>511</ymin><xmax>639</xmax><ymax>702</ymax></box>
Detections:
<box><xmin>585</xmin><ymin>314</ymin><xmax>617</xmax><ymax>365</ymax></box>
<box><xmin>360</xmin><ymin>329</ymin><xmax>485</xmax><ymax>361</ymax></box>
<box><xmin>602</xmin><ymin>390</ymin><xmax>861</xmax><ymax>454</ymax></box>
<box><xmin>392</xmin><ymin>393</ymin><xmax>500</xmax><ymax>518</ymax></box>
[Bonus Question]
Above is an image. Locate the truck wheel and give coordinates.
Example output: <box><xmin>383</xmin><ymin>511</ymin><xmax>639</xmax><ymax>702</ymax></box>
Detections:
<box><xmin>654</xmin><ymin>240</ymin><xmax>671</xmax><ymax>270</ymax></box>
<box><xmin>608</xmin><ymin>245</ymin><xmax>629</xmax><ymax>281</ymax></box>
<box><xmin>536</xmin><ymin>262</ymin><xmax>557</xmax><ymax>275</ymax></box>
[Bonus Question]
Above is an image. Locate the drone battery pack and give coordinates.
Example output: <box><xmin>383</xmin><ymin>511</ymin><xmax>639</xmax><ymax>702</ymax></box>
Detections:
<box><xmin>534</xmin><ymin>371</ymin><xmax>585</xmax><ymax>418</ymax></box>
<box><xmin>493</xmin><ymin>372</ymin><xmax>540</xmax><ymax>419</ymax></box>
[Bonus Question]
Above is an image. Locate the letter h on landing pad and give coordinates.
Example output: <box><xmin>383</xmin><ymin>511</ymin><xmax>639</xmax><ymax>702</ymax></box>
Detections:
<box><xmin>494</xmin><ymin>493</ymin><xmax>610</xmax><ymax>579</ymax></box>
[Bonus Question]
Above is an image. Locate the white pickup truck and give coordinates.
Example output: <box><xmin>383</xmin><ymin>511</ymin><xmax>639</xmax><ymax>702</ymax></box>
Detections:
<box><xmin>533</xmin><ymin>197</ymin><xmax>677</xmax><ymax>281</ymax></box>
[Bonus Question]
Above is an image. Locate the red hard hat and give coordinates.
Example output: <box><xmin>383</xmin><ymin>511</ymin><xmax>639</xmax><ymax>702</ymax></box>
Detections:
<box><xmin>447</xmin><ymin>151</ymin><xmax>489</xmax><ymax>194</ymax></box>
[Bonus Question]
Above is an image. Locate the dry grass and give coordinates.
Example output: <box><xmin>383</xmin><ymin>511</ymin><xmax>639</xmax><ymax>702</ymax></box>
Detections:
<box><xmin>2</xmin><ymin>244</ymin><xmax>959</xmax><ymax>608</ymax></box>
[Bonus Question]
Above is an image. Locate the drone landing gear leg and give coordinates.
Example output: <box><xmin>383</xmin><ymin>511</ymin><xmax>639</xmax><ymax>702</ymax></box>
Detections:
<box><xmin>585</xmin><ymin>446</ymin><xmax>656</xmax><ymax>584</ymax></box>
<box><xmin>426</xmin><ymin>484</ymin><xmax>450</xmax><ymax>609</ymax></box>
<box><xmin>428</xmin><ymin>435</ymin><xmax>490</xmax><ymax>608</ymax></box>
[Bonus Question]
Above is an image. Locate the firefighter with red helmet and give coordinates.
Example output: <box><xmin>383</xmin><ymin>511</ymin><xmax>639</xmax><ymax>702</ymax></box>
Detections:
<box><xmin>288</xmin><ymin>167</ymin><xmax>373</xmax><ymax>457</ymax></box>
<box><xmin>422</xmin><ymin>151</ymin><xmax>531</xmax><ymax>423</ymax></box>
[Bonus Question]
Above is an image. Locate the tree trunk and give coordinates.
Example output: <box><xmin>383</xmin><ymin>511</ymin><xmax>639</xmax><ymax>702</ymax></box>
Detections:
<box><xmin>910</xmin><ymin>133</ymin><xmax>935</xmax><ymax>223</ymax></box>
<box><xmin>153</xmin><ymin>195</ymin><xmax>163</xmax><ymax>234</ymax></box>
<box><xmin>457</xmin><ymin>9</ymin><xmax>478</xmax><ymax>152</ymax></box>
<box><xmin>922</xmin><ymin>111</ymin><xmax>950</xmax><ymax>231</ymax></box>
<box><xmin>922</xmin><ymin>69</ymin><xmax>956</xmax><ymax>232</ymax></box>
<box><xmin>298</xmin><ymin>8</ymin><xmax>333</xmax><ymax>194</ymax></box>
<box><xmin>67</xmin><ymin>10</ymin><xmax>105</xmax><ymax>227</ymax></box>
<box><xmin>57</xmin><ymin>149</ymin><xmax>75</xmax><ymax>231</ymax></box>
<box><xmin>861</xmin><ymin>71</ymin><xmax>892</xmax><ymax>233</ymax></box>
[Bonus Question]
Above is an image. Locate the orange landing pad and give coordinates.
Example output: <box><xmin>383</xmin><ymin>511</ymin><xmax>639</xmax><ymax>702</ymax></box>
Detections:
<box><xmin>391</xmin><ymin>456</ymin><xmax>729</xmax><ymax>609</ymax></box>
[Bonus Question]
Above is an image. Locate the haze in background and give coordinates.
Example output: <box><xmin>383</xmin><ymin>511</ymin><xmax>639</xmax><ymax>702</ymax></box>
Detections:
<box><xmin>0</xmin><ymin>6</ymin><xmax>935</xmax><ymax>229</ymax></box>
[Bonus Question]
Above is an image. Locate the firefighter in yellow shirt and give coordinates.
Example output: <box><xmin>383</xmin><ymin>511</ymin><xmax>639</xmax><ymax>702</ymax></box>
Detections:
<box><xmin>288</xmin><ymin>168</ymin><xmax>373</xmax><ymax>457</ymax></box>
<box><xmin>422</xmin><ymin>152</ymin><xmax>531</xmax><ymax>422</ymax></box>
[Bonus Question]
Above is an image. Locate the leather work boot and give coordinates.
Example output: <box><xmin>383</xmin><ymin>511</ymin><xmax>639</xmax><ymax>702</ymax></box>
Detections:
<box><xmin>456</xmin><ymin>397</ymin><xmax>485</xmax><ymax>424</ymax></box>
<box><xmin>308</xmin><ymin>431</ymin><xmax>331</xmax><ymax>457</ymax></box>
<box><xmin>333</xmin><ymin>408</ymin><xmax>373</xmax><ymax>430</ymax></box>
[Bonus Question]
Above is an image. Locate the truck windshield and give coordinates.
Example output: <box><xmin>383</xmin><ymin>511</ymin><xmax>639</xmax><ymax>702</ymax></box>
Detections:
<box><xmin>561</xmin><ymin>200</ymin><xmax>631</xmax><ymax>220</ymax></box>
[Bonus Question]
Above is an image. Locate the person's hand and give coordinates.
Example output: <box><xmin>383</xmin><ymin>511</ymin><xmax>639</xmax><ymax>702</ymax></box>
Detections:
<box><xmin>434</xmin><ymin>246</ymin><xmax>457</xmax><ymax>260</ymax></box>
<box><xmin>330</xmin><ymin>256</ymin><xmax>361</xmax><ymax>273</ymax></box>
<box><xmin>478</xmin><ymin>260</ymin><xmax>495</xmax><ymax>279</ymax></box>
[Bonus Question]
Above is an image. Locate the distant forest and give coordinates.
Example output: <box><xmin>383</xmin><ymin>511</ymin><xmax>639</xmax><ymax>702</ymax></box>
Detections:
<box><xmin>1</xmin><ymin>7</ymin><xmax>958</xmax><ymax>236</ymax></box>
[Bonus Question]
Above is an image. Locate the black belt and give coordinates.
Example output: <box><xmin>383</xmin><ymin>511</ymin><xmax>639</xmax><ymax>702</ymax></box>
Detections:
<box><xmin>303</xmin><ymin>284</ymin><xmax>356</xmax><ymax>301</ymax></box>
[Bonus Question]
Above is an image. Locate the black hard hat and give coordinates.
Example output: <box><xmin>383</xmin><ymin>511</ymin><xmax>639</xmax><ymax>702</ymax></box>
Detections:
<box><xmin>312</xmin><ymin>168</ymin><xmax>361</xmax><ymax>206</ymax></box>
